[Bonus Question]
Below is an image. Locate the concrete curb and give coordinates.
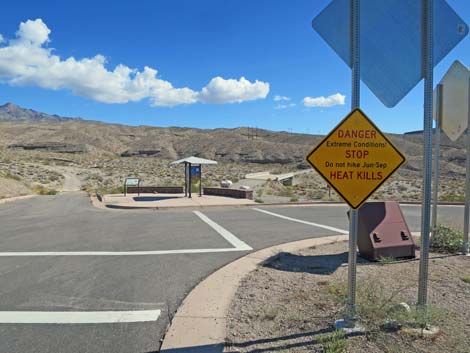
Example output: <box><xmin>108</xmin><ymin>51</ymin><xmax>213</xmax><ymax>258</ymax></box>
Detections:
<box><xmin>104</xmin><ymin>203</ymin><xmax>255</xmax><ymax>211</ymax></box>
<box><xmin>101</xmin><ymin>200</ymin><xmax>466</xmax><ymax>211</ymax></box>
<box><xmin>89</xmin><ymin>195</ymin><xmax>107</xmax><ymax>210</ymax></box>
<box><xmin>0</xmin><ymin>194</ymin><xmax>36</xmax><ymax>205</ymax></box>
<box><xmin>160</xmin><ymin>234</ymin><xmax>349</xmax><ymax>353</ymax></box>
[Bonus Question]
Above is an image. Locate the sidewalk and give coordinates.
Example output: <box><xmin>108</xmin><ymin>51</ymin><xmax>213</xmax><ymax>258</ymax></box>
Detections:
<box><xmin>0</xmin><ymin>194</ymin><xmax>36</xmax><ymax>205</ymax></box>
<box><xmin>103</xmin><ymin>193</ymin><xmax>255</xmax><ymax>209</ymax></box>
<box><xmin>160</xmin><ymin>234</ymin><xmax>349</xmax><ymax>353</ymax></box>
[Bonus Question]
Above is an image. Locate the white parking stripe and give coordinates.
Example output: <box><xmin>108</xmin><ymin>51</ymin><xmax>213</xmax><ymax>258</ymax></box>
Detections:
<box><xmin>253</xmin><ymin>208</ymin><xmax>349</xmax><ymax>234</ymax></box>
<box><xmin>193</xmin><ymin>211</ymin><xmax>253</xmax><ymax>250</ymax></box>
<box><xmin>0</xmin><ymin>310</ymin><xmax>161</xmax><ymax>324</ymax></box>
<box><xmin>0</xmin><ymin>248</ymin><xmax>249</xmax><ymax>256</ymax></box>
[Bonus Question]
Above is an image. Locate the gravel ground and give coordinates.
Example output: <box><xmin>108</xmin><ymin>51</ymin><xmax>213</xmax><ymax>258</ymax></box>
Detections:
<box><xmin>225</xmin><ymin>241</ymin><xmax>470</xmax><ymax>353</ymax></box>
<box><xmin>0</xmin><ymin>176</ymin><xmax>31</xmax><ymax>199</ymax></box>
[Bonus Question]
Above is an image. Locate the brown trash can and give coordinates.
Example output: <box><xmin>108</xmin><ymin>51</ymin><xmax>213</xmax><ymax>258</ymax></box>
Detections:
<box><xmin>352</xmin><ymin>201</ymin><xmax>416</xmax><ymax>261</ymax></box>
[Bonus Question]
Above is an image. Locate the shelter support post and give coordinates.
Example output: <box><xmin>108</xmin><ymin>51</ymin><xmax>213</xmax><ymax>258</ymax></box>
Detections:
<box><xmin>199</xmin><ymin>164</ymin><xmax>202</xmax><ymax>197</ymax></box>
<box><xmin>184</xmin><ymin>162</ymin><xmax>188</xmax><ymax>197</ymax></box>
<box><xmin>188</xmin><ymin>163</ymin><xmax>192</xmax><ymax>198</ymax></box>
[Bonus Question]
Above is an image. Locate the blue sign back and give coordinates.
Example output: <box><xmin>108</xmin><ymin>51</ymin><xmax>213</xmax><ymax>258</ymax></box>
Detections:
<box><xmin>312</xmin><ymin>0</ymin><xmax>468</xmax><ymax>108</ymax></box>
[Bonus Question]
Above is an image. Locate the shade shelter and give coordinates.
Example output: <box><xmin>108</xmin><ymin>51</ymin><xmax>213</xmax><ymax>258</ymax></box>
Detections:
<box><xmin>171</xmin><ymin>156</ymin><xmax>217</xmax><ymax>198</ymax></box>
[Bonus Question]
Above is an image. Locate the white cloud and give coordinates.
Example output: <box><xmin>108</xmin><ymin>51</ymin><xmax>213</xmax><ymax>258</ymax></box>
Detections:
<box><xmin>274</xmin><ymin>103</ymin><xmax>296</xmax><ymax>110</ymax></box>
<box><xmin>15</xmin><ymin>19</ymin><xmax>51</xmax><ymax>46</ymax></box>
<box><xmin>274</xmin><ymin>95</ymin><xmax>290</xmax><ymax>101</ymax></box>
<box><xmin>199</xmin><ymin>76</ymin><xmax>269</xmax><ymax>104</ymax></box>
<box><xmin>0</xmin><ymin>19</ymin><xmax>269</xmax><ymax>107</ymax></box>
<box><xmin>303</xmin><ymin>93</ymin><xmax>346</xmax><ymax>107</ymax></box>
<box><xmin>0</xmin><ymin>34</ymin><xmax>4</xmax><ymax>43</ymax></box>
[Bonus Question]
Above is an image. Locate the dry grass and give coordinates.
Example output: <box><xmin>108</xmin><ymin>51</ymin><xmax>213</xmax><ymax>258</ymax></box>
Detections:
<box><xmin>226</xmin><ymin>242</ymin><xmax>470</xmax><ymax>353</ymax></box>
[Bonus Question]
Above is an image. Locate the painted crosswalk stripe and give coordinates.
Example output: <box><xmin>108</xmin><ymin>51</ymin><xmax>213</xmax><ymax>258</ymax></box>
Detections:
<box><xmin>193</xmin><ymin>211</ymin><xmax>253</xmax><ymax>250</ymax></box>
<box><xmin>253</xmin><ymin>208</ymin><xmax>349</xmax><ymax>234</ymax></box>
<box><xmin>0</xmin><ymin>310</ymin><xmax>161</xmax><ymax>324</ymax></box>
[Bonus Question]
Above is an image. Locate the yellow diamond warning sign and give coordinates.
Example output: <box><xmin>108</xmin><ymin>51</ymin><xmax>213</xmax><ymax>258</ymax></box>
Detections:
<box><xmin>306</xmin><ymin>108</ymin><xmax>406</xmax><ymax>209</ymax></box>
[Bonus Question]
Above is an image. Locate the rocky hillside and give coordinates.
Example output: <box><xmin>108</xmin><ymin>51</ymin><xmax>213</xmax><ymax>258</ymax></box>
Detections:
<box><xmin>0</xmin><ymin>103</ymin><xmax>466</xmax><ymax>176</ymax></box>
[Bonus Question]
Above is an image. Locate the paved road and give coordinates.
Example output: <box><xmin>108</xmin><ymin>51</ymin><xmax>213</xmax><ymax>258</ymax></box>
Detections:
<box><xmin>0</xmin><ymin>193</ymin><xmax>466</xmax><ymax>353</ymax></box>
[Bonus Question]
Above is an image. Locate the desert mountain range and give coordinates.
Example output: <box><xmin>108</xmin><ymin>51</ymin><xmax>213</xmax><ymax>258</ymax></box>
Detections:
<box><xmin>0</xmin><ymin>102</ymin><xmax>466</xmax><ymax>176</ymax></box>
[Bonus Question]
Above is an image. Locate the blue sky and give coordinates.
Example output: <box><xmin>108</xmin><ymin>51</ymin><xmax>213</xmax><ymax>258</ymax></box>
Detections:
<box><xmin>0</xmin><ymin>0</ymin><xmax>469</xmax><ymax>134</ymax></box>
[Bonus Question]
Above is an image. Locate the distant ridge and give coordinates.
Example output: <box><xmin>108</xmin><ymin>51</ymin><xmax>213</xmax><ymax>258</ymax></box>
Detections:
<box><xmin>0</xmin><ymin>102</ymin><xmax>465</xmax><ymax>173</ymax></box>
<box><xmin>0</xmin><ymin>102</ymin><xmax>82</xmax><ymax>123</ymax></box>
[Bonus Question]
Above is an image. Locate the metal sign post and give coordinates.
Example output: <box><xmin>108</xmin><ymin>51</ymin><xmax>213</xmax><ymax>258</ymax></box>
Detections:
<box><xmin>432</xmin><ymin>84</ymin><xmax>443</xmax><ymax>234</ymax></box>
<box><xmin>350</xmin><ymin>0</ymin><xmax>360</xmax><ymax>148</ymax></box>
<box><xmin>305</xmin><ymin>108</ymin><xmax>407</xmax><ymax>326</ymax></box>
<box><xmin>431</xmin><ymin>61</ymin><xmax>470</xmax><ymax>252</ymax></box>
<box><xmin>346</xmin><ymin>0</ymin><xmax>360</xmax><ymax>328</ymax></box>
<box><xmin>311</xmin><ymin>0</ymin><xmax>468</xmax><ymax>327</ymax></box>
<box><xmin>464</xmin><ymin>76</ymin><xmax>470</xmax><ymax>255</ymax></box>
<box><xmin>417</xmin><ymin>0</ymin><xmax>434</xmax><ymax>316</ymax></box>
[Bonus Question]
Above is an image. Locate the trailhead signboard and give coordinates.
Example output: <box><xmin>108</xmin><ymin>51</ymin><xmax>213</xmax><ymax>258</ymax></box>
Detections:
<box><xmin>306</xmin><ymin>109</ymin><xmax>406</xmax><ymax>209</ymax></box>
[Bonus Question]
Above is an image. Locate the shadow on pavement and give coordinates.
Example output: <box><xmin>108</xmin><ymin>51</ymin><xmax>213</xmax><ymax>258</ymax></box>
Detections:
<box><xmin>133</xmin><ymin>196</ymin><xmax>179</xmax><ymax>202</ymax></box>
<box><xmin>262</xmin><ymin>251</ymin><xmax>368</xmax><ymax>275</ymax></box>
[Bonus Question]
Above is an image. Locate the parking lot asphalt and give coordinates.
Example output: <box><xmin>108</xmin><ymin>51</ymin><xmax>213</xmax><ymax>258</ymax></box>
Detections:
<box><xmin>0</xmin><ymin>193</ymin><xmax>466</xmax><ymax>353</ymax></box>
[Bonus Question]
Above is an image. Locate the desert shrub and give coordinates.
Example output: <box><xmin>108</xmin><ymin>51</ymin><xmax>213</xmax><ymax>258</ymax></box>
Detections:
<box><xmin>317</xmin><ymin>330</ymin><xmax>347</xmax><ymax>353</ymax></box>
<box><xmin>191</xmin><ymin>184</ymin><xmax>201</xmax><ymax>193</ymax></box>
<box><xmin>276</xmin><ymin>187</ymin><xmax>294</xmax><ymax>197</ymax></box>
<box><xmin>440</xmin><ymin>194</ymin><xmax>465</xmax><ymax>202</ymax></box>
<box><xmin>97</xmin><ymin>185</ymin><xmax>125</xmax><ymax>194</ymax></box>
<box><xmin>307</xmin><ymin>189</ymin><xmax>325</xmax><ymax>200</ymax></box>
<box><xmin>3</xmin><ymin>173</ymin><xmax>21</xmax><ymax>181</ymax></box>
<box><xmin>260</xmin><ymin>306</ymin><xmax>278</xmax><ymax>321</ymax></box>
<box><xmin>431</xmin><ymin>225</ymin><xmax>463</xmax><ymax>254</ymax></box>
<box><xmin>32</xmin><ymin>185</ymin><xmax>57</xmax><ymax>195</ymax></box>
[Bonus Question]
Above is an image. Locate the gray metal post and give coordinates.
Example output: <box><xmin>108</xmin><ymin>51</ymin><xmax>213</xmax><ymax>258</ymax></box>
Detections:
<box><xmin>417</xmin><ymin>0</ymin><xmax>434</xmax><ymax>313</ymax></box>
<box><xmin>346</xmin><ymin>0</ymin><xmax>360</xmax><ymax>325</ymax></box>
<box><xmin>463</xmin><ymin>77</ymin><xmax>470</xmax><ymax>255</ymax></box>
<box><xmin>184</xmin><ymin>162</ymin><xmax>188</xmax><ymax>197</ymax></box>
<box><xmin>432</xmin><ymin>84</ymin><xmax>443</xmax><ymax>234</ymax></box>
<box><xmin>188</xmin><ymin>163</ymin><xmax>192</xmax><ymax>198</ymax></box>
<box><xmin>199</xmin><ymin>164</ymin><xmax>202</xmax><ymax>197</ymax></box>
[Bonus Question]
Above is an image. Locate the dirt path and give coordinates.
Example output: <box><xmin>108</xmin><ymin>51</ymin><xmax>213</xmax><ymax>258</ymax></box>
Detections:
<box><xmin>57</xmin><ymin>167</ymin><xmax>82</xmax><ymax>192</ymax></box>
<box><xmin>58</xmin><ymin>168</ymin><xmax>82</xmax><ymax>192</ymax></box>
<box><xmin>41</xmin><ymin>166</ymin><xmax>82</xmax><ymax>192</ymax></box>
